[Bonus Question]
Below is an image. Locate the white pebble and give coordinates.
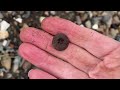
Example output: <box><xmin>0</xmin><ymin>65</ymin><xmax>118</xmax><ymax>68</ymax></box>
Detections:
<box><xmin>13</xmin><ymin>17</ymin><xmax>22</xmax><ymax>23</ymax></box>
<box><xmin>0</xmin><ymin>20</ymin><xmax>10</xmax><ymax>31</ymax></box>
<box><xmin>2</xmin><ymin>40</ymin><xmax>7</xmax><ymax>46</ymax></box>
<box><xmin>80</xmin><ymin>24</ymin><xmax>84</xmax><ymax>27</ymax></box>
<box><xmin>39</xmin><ymin>16</ymin><xmax>45</xmax><ymax>23</ymax></box>
<box><xmin>2</xmin><ymin>40</ymin><xmax>10</xmax><ymax>47</ymax></box>
<box><xmin>92</xmin><ymin>24</ymin><xmax>98</xmax><ymax>30</ymax></box>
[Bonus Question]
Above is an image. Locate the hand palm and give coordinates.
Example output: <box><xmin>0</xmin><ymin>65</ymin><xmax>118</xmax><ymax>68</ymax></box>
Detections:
<box><xmin>19</xmin><ymin>17</ymin><xmax>120</xmax><ymax>79</ymax></box>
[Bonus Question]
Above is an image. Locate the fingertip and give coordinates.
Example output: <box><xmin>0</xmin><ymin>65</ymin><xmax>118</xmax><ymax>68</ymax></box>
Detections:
<box><xmin>28</xmin><ymin>69</ymin><xmax>35</xmax><ymax>79</ymax></box>
<box><xmin>28</xmin><ymin>69</ymin><xmax>57</xmax><ymax>79</ymax></box>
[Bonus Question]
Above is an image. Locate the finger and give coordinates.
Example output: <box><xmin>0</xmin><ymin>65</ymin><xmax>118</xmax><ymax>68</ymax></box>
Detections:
<box><xmin>20</xmin><ymin>27</ymin><xmax>100</xmax><ymax>73</ymax></box>
<box><xmin>18</xmin><ymin>43</ymin><xmax>89</xmax><ymax>79</ymax></box>
<box><xmin>103</xmin><ymin>46</ymin><xmax>120</xmax><ymax>68</ymax></box>
<box><xmin>41</xmin><ymin>17</ymin><xmax>120</xmax><ymax>58</ymax></box>
<box><xmin>89</xmin><ymin>61</ymin><xmax>120</xmax><ymax>79</ymax></box>
<box><xmin>28</xmin><ymin>69</ymin><xmax>57</xmax><ymax>79</ymax></box>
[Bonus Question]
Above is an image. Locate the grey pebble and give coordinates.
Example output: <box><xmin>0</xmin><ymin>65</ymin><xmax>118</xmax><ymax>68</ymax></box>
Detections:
<box><xmin>12</xmin><ymin>56</ymin><xmax>22</xmax><ymax>73</ymax></box>
<box><xmin>0</xmin><ymin>12</ymin><xmax>3</xmax><ymax>19</ymax></box>
<box><xmin>19</xmin><ymin>11</ymin><xmax>24</xmax><ymax>14</ymax></box>
<box><xmin>76</xmin><ymin>16</ymin><xmax>81</xmax><ymax>25</ymax></box>
<box><xmin>101</xmin><ymin>15</ymin><xmax>112</xmax><ymax>28</ymax></box>
<box><xmin>22</xmin><ymin>11</ymin><xmax>31</xmax><ymax>18</ymax></box>
<box><xmin>91</xmin><ymin>17</ymin><xmax>102</xmax><ymax>25</ymax></box>
<box><xmin>85</xmin><ymin>20</ymin><xmax>91</xmax><ymax>28</ymax></box>
<box><xmin>50</xmin><ymin>11</ymin><xmax>56</xmax><ymax>15</ymax></box>
<box><xmin>115</xmin><ymin>34</ymin><xmax>120</xmax><ymax>41</ymax></box>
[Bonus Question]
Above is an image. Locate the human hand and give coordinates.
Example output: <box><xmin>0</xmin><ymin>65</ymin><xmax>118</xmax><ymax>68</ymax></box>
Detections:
<box><xmin>18</xmin><ymin>17</ymin><xmax>120</xmax><ymax>79</ymax></box>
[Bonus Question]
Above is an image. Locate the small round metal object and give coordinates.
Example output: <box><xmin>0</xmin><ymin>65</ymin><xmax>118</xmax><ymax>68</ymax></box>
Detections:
<box><xmin>52</xmin><ymin>33</ymin><xmax>69</xmax><ymax>51</ymax></box>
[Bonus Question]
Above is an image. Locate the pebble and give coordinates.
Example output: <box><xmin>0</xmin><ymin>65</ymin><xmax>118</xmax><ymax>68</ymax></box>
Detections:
<box><xmin>85</xmin><ymin>20</ymin><xmax>91</xmax><ymax>28</ymax></box>
<box><xmin>0</xmin><ymin>42</ymin><xmax>3</xmax><ymax>52</ymax></box>
<box><xmin>13</xmin><ymin>17</ymin><xmax>23</xmax><ymax>23</ymax></box>
<box><xmin>19</xmin><ymin>11</ymin><xmax>24</xmax><ymax>15</ymax></box>
<box><xmin>92</xmin><ymin>24</ymin><xmax>98</xmax><ymax>30</ymax></box>
<box><xmin>76</xmin><ymin>11</ymin><xmax>85</xmax><ymax>14</ymax></box>
<box><xmin>22</xmin><ymin>61</ymin><xmax>32</xmax><ymax>72</ymax></box>
<box><xmin>101</xmin><ymin>15</ymin><xmax>112</xmax><ymax>27</ymax></box>
<box><xmin>44</xmin><ymin>11</ymin><xmax>49</xmax><ymax>16</ymax></box>
<box><xmin>91</xmin><ymin>17</ymin><xmax>102</xmax><ymax>25</ymax></box>
<box><xmin>12</xmin><ymin>56</ymin><xmax>21</xmax><ymax>73</ymax></box>
<box><xmin>65</xmin><ymin>11</ymin><xmax>71</xmax><ymax>13</ymax></box>
<box><xmin>81</xmin><ymin>12</ymin><xmax>89</xmax><ymax>22</ymax></box>
<box><xmin>0</xmin><ymin>31</ymin><xmax>9</xmax><ymax>40</ymax></box>
<box><xmin>2</xmin><ymin>40</ymin><xmax>11</xmax><ymax>47</ymax></box>
<box><xmin>80</xmin><ymin>24</ymin><xmax>84</xmax><ymax>27</ymax></box>
<box><xmin>0</xmin><ymin>69</ymin><xmax>4</xmax><ymax>77</ymax></box>
<box><xmin>112</xmin><ymin>15</ymin><xmax>120</xmax><ymax>24</ymax></box>
<box><xmin>115</xmin><ymin>34</ymin><xmax>120</xmax><ymax>41</ymax></box>
<box><xmin>110</xmin><ymin>28</ymin><xmax>119</xmax><ymax>38</ymax></box>
<box><xmin>39</xmin><ymin>16</ymin><xmax>45</xmax><ymax>23</ymax></box>
<box><xmin>50</xmin><ymin>11</ymin><xmax>56</xmax><ymax>15</ymax></box>
<box><xmin>22</xmin><ymin>11</ymin><xmax>31</xmax><ymax>18</ymax></box>
<box><xmin>76</xmin><ymin>16</ymin><xmax>81</xmax><ymax>25</ymax></box>
<box><xmin>1</xmin><ymin>54</ymin><xmax>11</xmax><ymax>70</ymax></box>
<box><xmin>0</xmin><ymin>20</ymin><xmax>10</xmax><ymax>31</ymax></box>
<box><xmin>0</xmin><ymin>12</ymin><xmax>3</xmax><ymax>19</ymax></box>
<box><xmin>5</xmin><ymin>73</ymin><xmax>12</xmax><ymax>79</ymax></box>
<box><xmin>92</xmin><ymin>11</ymin><xmax>98</xmax><ymax>16</ymax></box>
<box><xmin>87</xmin><ymin>11</ymin><xmax>93</xmax><ymax>18</ymax></box>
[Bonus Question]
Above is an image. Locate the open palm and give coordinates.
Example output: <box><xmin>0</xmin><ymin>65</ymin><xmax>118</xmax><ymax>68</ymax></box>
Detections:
<box><xmin>19</xmin><ymin>17</ymin><xmax>120</xmax><ymax>79</ymax></box>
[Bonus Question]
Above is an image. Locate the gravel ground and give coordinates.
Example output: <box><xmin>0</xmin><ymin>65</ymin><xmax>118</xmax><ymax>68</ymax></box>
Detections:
<box><xmin>0</xmin><ymin>11</ymin><xmax>120</xmax><ymax>79</ymax></box>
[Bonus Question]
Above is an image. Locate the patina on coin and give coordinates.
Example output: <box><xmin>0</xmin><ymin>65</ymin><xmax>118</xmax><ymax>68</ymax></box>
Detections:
<box><xmin>52</xmin><ymin>33</ymin><xmax>69</xmax><ymax>51</ymax></box>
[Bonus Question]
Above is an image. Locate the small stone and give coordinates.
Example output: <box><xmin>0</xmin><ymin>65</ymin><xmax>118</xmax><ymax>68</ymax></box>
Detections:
<box><xmin>112</xmin><ymin>15</ymin><xmax>120</xmax><ymax>24</ymax></box>
<box><xmin>81</xmin><ymin>13</ymin><xmax>89</xmax><ymax>22</ymax></box>
<box><xmin>0</xmin><ymin>12</ymin><xmax>3</xmax><ymax>19</ymax></box>
<box><xmin>92</xmin><ymin>11</ymin><xmax>98</xmax><ymax>16</ymax></box>
<box><xmin>50</xmin><ymin>11</ymin><xmax>56</xmax><ymax>15</ymax></box>
<box><xmin>22</xmin><ymin>61</ymin><xmax>32</xmax><ymax>72</ymax></box>
<box><xmin>0</xmin><ymin>20</ymin><xmax>10</xmax><ymax>31</ymax></box>
<box><xmin>12</xmin><ymin>56</ymin><xmax>21</xmax><ymax>73</ymax></box>
<box><xmin>13</xmin><ymin>17</ymin><xmax>22</xmax><ymax>23</ymax></box>
<box><xmin>2</xmin><ymin>40</ymin><xmax>11</xmax><ymax>47</ymax></box>
<box><xmin>91</xmin><ymin>17</ymin><xmax>102</xmax><ymax>25</ymax></box>
<box><xmin>7</xmin><ymin>11</ymin><xmax>13</xmax><ymax>14</ymax></box>
<box><xmin>0</xmin><ymin>70</ymin><xmax>4</xmax><ymax>77</ymax></box>
<box><xmin>76</xmin><ymin>16</ymin><xmax>81</xmax><ymax>25</ymax></box>
<box><xmin>101</xmin><ymin>15</ymin><xmax>111</xmax><ymax>23</ymax></box>
<box><xmin>22</xmin><ymin>11</ymin><xmax>31</xmax><ymax>18</ymax></box>
<box><xmin>1</xmin><ymin>54</ymin><xmax>11</xmax><ymax>70</ymax></box>
<box><xmin>85</xmin><ymin>20</ymin><xmax>91</xmax><ymax>28</ymax></box>
<box><xmin>110</xmin><ymin>28</ymin><xmax>119</xmax><ymax>38</ymax></box>
<box><xmin>87</xmin><ymin>11</ymin><xmax>93</xmax><ymax>18</ymax></box>
<box><xmin>80</xmin><ymin>24</ymin><xmax>84</xmax><ymax>27</ymax></box>
<box><xmin>76</xmin><ymin>11</ymin><xmax>85</xmax><ymax>14</ymax></box>
<box><xmin>44</xmin><ymin>11</ymin><xmax>49</xmax><ymax>16</ymax></box>
<box><xmin>0</xmin><ymin>31</ymin><xmax>9</xmax><ymax>40</ymax></box>
<box><xmin>6</xmin><ymin>73</ymin><xmax>12</xmax><ymax>79</ymax></box>
<box><xmin>115</xmin><ymin>34</ymin><xmax>120</xmax><ymax>41</ymax></box>
<box><xmin>39</xmin><ymin>16</ymin><xmax>45</xmax><ymax>23</ymax></box>
<box><xmin>92</xmin><ymin>24</ymin><xmax>98</xmax><ymax>30</ymax></box>
<box><xmin>65</xmin><ymin>11</ymin><xmax>71</xmax><ymax>13</ymax></box>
